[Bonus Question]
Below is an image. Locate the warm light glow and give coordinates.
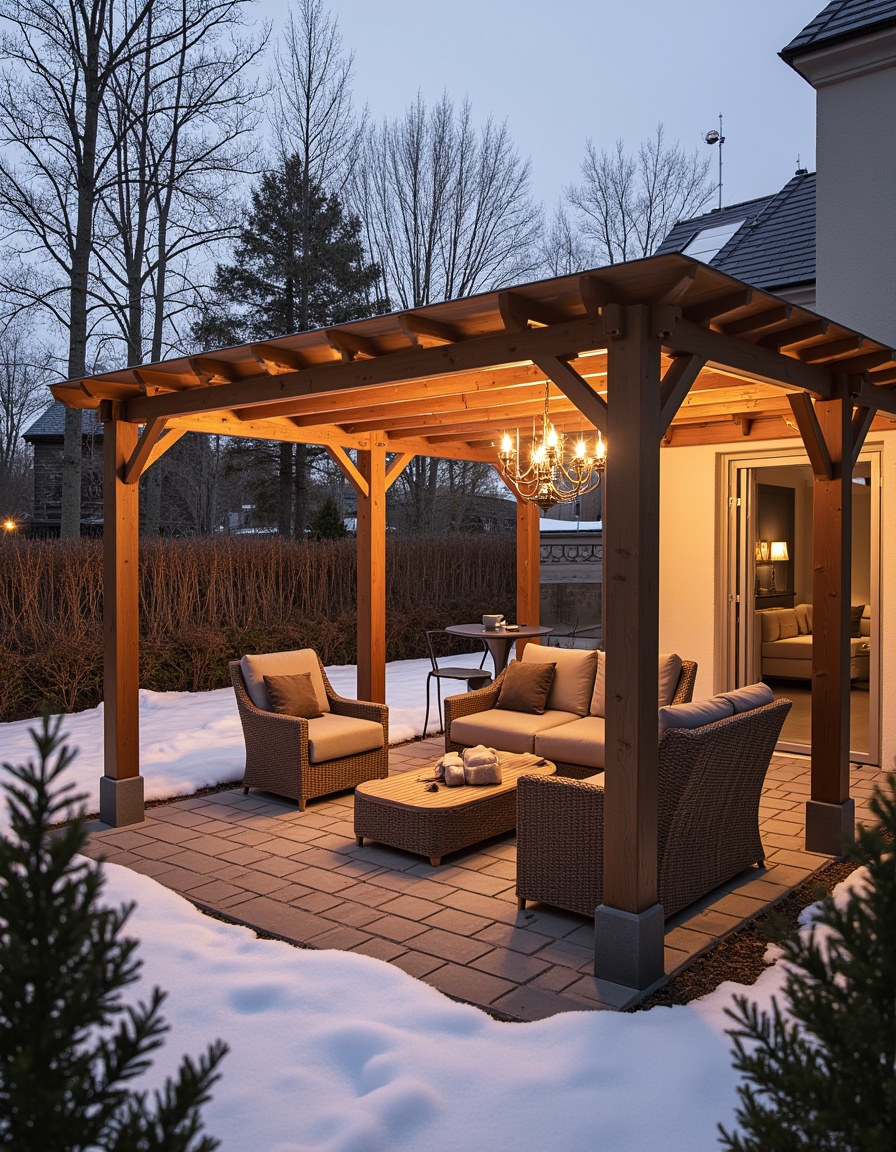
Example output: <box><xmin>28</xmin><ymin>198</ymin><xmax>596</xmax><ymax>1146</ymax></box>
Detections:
<box><xmin>574</xmin><ymin>438</ymin><xmax>587</xmax><ymax>459</ymax></box>
<box><xmin>500</xmin><ymin>432</ymin><xmax>513</xmax><ymax>453</ymax></box>
<box><xmin>2</xmin><ymin>519</ymin><xmax>17</xmax><ymax>533</ymax></box>
<box><xmin>546</xmin><ymin>424</ymin><xmax>559</xmax><ymax>449</ymax></box>
<box><xmin>770</xmin><ymin>541</ymin><xmax>789</xmax><ymax>562</ymax></box>
<box><xmin>595</xmin><ymin>431</ymin><xmax>606</xmax><ymax>463</ymax></box>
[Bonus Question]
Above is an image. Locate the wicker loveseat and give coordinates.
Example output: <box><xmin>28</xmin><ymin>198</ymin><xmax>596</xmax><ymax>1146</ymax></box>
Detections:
<box><xmin>444</xmin><ymin>645</ymin><xmax>697</xmax><ymax>779</ymax></box>
<box><xmin>515</xmin><ymin>692</ymin><xmax>791</xmax><ymax>918</ymax></box>
<box><xmin>230</xmin><ymin>650</ymin><xmax>388</xmax><ymax>809</ymax></box>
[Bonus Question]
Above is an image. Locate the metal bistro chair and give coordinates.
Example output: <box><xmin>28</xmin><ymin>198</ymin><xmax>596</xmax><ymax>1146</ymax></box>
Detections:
<box><xmin>423</xmin><ymin>629</ymin><xmax>491</xmax><ymax>737</ymax></box>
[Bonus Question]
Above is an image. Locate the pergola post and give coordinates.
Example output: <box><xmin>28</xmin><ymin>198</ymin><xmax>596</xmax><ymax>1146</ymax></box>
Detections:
<box><xmin>515</xmin><ymin>496</ymin><xmax>541</xmax><ymax>654</ymax></box>
<box><xmin>595</xmin><ymin>304</ymin><xmax>664</xmax><ymax>990</ymax></box>
<box><xmin>356</xmin><ymin>439</ymin><xmax>387</xmax><ymax>702</ymax></box>
<box><xmin>790</xmin><ymin>388</ymin><xmax>859</xmax><ymax>854</ymax></box>
<box><xmin>99</xmin><ymin>405</ymin><xmax>144</xmax><ymax>826</ymax></box>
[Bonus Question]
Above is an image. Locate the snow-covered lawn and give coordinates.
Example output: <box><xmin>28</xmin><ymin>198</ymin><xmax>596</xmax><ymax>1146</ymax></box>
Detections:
<box><xmin>0</xmin><ymin>658</ymin><xmax>819</xmax><ymax>1150</ymax></box>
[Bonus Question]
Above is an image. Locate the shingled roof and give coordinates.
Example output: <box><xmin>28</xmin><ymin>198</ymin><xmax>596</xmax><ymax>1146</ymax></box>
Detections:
<box><xmin>781</xmin><ymin>0</ymin><xmax>896</xmax><ymax>63</ymax></box>
<box><xmin>23</xmin><ymin>401</ymin><xmax>103</xmax><ymax>441</ymax></box>
<box><xmin>654</xmin><ymin>172</ymin><xmax>816</xmax><ymax>293</ymax></box>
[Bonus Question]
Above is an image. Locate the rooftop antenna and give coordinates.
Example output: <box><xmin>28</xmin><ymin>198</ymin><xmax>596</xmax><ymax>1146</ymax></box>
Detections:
<box><xmin>704</xmin><ymin>114</ymin><xmax>725</xmax><ymax>211</ymax></box>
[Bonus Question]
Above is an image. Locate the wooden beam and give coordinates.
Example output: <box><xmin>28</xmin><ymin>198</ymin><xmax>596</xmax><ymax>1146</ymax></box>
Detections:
<box><xmin>356</xmin><ymin>441</ymin><xmax>387</xmax><ymax>703</ymax></box>
<box><xmin>250</xmin><ymin>343</ymin><xmax>311</xmax><ymax>374</ymax></box>
<box><xmin>719</xmin><ymin>304</ymin><xmax>792</xmax><ymax>338</ymax></box>
<box><xmin>385</xmin><ymin>451</ymin><xmax>414</xmax><ymax>491</ymax></box>
<box><xmin>531</xmin><ymin>355</ymin><xmax>608</xmax><ymax>433</ymax></box>
<box><xmin>326</xmin><ymin>329</ymin><xmax>379</xmax><ymax>361</ymax></box>
<box><xmin>123</xmin><ymin>419</ymin><xmax>186</xmax><ymax>484</ymax></box>
<box><xmin>134</xmin><ymin>367</ymin><xmax>193</xmax><ymax>394</ymax></box>
<box><xmin>788</xmin><ymin>393</ymin><xmax>833</xmax><ymax>480</ymax></box>
<box><xmin>602</xmin><ymin>304</ymin><xmax>663</xmax><ymax>923</ymax></box>
<box><xmin>515</xmin><ymin>497</ymin><xmax>540</xmax><ymax>653</ymax></box>
<box><xmin>659</xmin><ymin>354</ymin><xmax>706</xmax><ymax>432</ymax></box>
<box><xmin>325</xmin><ymin>445</ymin><xmax>368</xmax><ymax>498</ymax></box>
<box><xmin>189</xmin><ymin>356</ymin><xmax>239</xmax><ymax>384</ymax></box>
<box><xmin>758</xmin><ymin>319</ymin><xmax>829</xmax><ymax>350</ymax></box>
<box><xmin>683</xmin><ymin>289</ymin><xmax>752</xmax><ymax>325</ymax></box>
<box><xmin>799</xmin><ymin>336</ymin><xmax>863</xmax><ymax>363</ymax></box>
<box><xmin>125</xmin><ymin>316</ymin><xmax>607</xmax><ymax>425</ymax></box>
<box><xmin>100</xmin><ymin>410</ymin><xmax>144</xmax><ymax>826</ymax></box>
<box><xmin>670</xmin><ymin>317</ymin><xmax>833</xmax><ymax>397</ymax></box>
<box><xmin>498</xmin><ymin>290</ymin><xmax>568</xmax><ymax>331</ymax></box>
<box><xmin>832</xmin><ymin>349</ymin><xmax>895</xmax><ymax>375</ymax></box>
<box><xmin>398</xmin><ymin>314</ymin><xmax>457</xmax><ymax>347</ymax></box>
<box><xmin>851</xmin><ymin>407</ymin><xmax>875</xmax><ymax>468</ymax></box>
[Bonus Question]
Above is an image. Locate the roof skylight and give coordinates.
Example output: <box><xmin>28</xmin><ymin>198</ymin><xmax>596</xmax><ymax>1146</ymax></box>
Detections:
<box><xmin>682</xmin><ymin>218</ymin><xmax>746</xmax><ymax>262</ymax></box>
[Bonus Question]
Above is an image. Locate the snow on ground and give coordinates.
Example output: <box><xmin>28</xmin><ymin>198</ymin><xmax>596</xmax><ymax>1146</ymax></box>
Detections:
<box><xmin>0</xmin><ymin>658</ymin><xmax>438</xmax><ymax>821</ymax></box>
<box><xmin>108</xmin><ymin>861</ymin><xmax>758</xmax><ymax>1152</ymax></box>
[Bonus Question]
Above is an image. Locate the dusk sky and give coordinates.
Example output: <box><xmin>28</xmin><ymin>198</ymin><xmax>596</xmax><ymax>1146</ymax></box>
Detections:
<box><xmin>273</xmin><ymin>0</ymin><xmax>825</xmax><ymax>216</ymax></box>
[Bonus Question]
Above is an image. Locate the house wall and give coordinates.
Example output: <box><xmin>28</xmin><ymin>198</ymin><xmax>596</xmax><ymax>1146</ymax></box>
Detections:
<box><xmin>659</xmin><ymin>430</ymin><xmax>896</xmax><ymax>772</ymax></box>
<box><xmin>799</xmin><ymin>28</ymin><xmax>896</xmax><ymax>346</ymax></box>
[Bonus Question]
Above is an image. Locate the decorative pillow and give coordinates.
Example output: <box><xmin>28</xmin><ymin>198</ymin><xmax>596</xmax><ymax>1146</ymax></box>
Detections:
<box><xmin>795</xmin><ymin>604</ymin><xmax>811</xmax><ymax>635</ymax></box>
<box><xmin>522</xmin><ymin>644</ymin><xmax>597</xmax><ymax>715</ymax></box>
<box><xmin>717</xmin><ymin>682</ymin><xmax>775</xmax><ymax>714</ymax></box>
<box><xmin>263</xmin><ymin>673</ymin><xmax>323</xmax><ymax>719</ymax></box>
<box><xmin>496</xmin><ymin>659</ymin><xmax>555</xmax><ymax>714</ymax></box>
<box><xmin>850</xmin><ymin>604</ymin><xmax>865</xmax><ymax>637</ymax></box>
<box><xmin>658</xmin><ymin>696</ymin><xmax>734</xmax><ymax>738</ymax></box>
<box><xmin>806</xmin><ymin>603</ymin><xmax>813</xmax><ymax>633</ymax></box>
<box><xmin>658</xmin><ymin>653</ymin><xmax>684</xmax><ymax>706</ymax></box>
<box><xmin>861</xmin><ymin>606</ymin><xmax>871</xmax><ymax>637</ymax></box>
<box><xmin>589</xmin><ymin>650</ymin><xmax>606</xmax><ymax>717</ymax></box>
<box><xmin>776</xmin><ymin>609</ymin><xmax>799</xmax><ymax>640</ymax></box>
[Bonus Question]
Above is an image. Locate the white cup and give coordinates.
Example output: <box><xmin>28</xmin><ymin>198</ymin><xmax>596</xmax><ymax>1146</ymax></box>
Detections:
<box><xmin>482</xmin><ymin>614</ymin><xmax>505</xmax><ymax>630</ymax></box>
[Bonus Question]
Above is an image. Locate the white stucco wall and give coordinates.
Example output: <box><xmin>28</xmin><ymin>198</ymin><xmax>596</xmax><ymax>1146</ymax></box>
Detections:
<box><xmin>799</xmin><ymin>29</ymin><xmax>896</xmax><ymax>346</ymax></box>
<box><xmin>660</xmin><ymin>431</ymin><xmax>896</xmax><ymax>771</ymax></box>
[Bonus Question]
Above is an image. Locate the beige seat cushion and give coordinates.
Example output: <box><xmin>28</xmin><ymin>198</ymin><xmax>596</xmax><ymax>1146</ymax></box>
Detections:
<box><xmin>761</xmin><ymin>634</ymin><xmax>813</xmax><ymax>659</ymax></box>
<box><xmin>306</xmin><ymin>713</ymin><xmax>383</xmax><ymax>763</ymax></box>
<box><xmin>534</xmin><ymin>715</ymin><xmax>606</xmax><ymax>770</ymax></box>
<box><xmin>241</xmin><ymin>650</ymin><xmax>330</xmax><ymax>713</ymax></box>
<box><xmin>450</xmin><ymin>709</ymin><xmax>579</xmax><ymax>755</ymax></box>
<box><xmin>522</xmin><ymin>644</ymin><xmax>597</xmax><ymax>715</ymax></box>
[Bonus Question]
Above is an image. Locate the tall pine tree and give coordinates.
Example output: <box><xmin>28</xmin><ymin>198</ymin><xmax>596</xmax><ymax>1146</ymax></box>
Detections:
<box><xmin>720</xmin><ymin>777</ymin><xmax>896</xmax><ymax>1151</ymax></box>
<box><xmin>0</xmin><ymin>712</ymin><xmax>227</xmax><ymax>1150</ymax></box>
<box><xmin>195</xmin><ymin>154</ymin><xmax>384</xmax><ymax>535</ymax></box>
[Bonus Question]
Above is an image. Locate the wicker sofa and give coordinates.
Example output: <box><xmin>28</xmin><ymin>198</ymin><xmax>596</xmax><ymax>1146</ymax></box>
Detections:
<box><xmin>755</xmin><ymin>602</ymin><xmax>871</xmax><ymax>681</ymax></box>
<box><xmin>445</xmin><ymin>645</ymin><xmax>697</xmax><ymax>779</ymax></box>
<box><xmin>515</xmin><ymin>693</ymin><xmax>791</xmax><ymax>918</ymax></box>
<box><xmin>230</xmin><ymin>650</ymin><xmax>388</xmax><ymax>809</ymax></box>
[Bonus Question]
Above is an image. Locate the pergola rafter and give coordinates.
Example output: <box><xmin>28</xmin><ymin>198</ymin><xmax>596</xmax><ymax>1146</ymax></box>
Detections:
<box><xmin>51</xmin><ymin>253</ymin><xmax>896</xmax><ymax>992</ymax></box>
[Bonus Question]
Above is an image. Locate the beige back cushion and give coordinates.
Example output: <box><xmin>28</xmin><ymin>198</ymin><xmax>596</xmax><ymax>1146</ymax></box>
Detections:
<box><xmin>759</xmin><ymin>610</ymin><xmax>780</xmax><ymax>643</ymax></box>
<box><xmin>795</xmin><ymin>603</ymin><xmax>811</xmax><ymax>635</ymax></box>
<box><xmin>522</xmin><ymin>644</ymin><xmax>596</xmax><ymax>716</ymax></box>
<box><xmin>776</xmin><ymin>609</ymin><xmax>799</xmax><ymax>640</ymax></box>
<box><xmin>240</xmin><ymin>650</ymin><xmax>330</xmax><ymax>713</ymax></box>
<box><xmin>717</xmin><ymin>682</ymin><xmax>775</xmax><ymax>714</ymax></box>
<box><xmin>658</xmin><ymin>695</ymin><xmax>734</xmax><ymax>738</ymax></box>
<box><xmin>861</xmin><ymin>605</ymin><xmax>871</xmax><ymax>637</ymax></box>
<box><xmin>589</xmin><ymin>651</ymin><xmax>682</xmax><ymax>716</ymax></box>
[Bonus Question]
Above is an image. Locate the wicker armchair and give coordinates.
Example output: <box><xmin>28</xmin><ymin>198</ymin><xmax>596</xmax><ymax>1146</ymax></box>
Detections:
<box><xmin>516</xmin><ymin>697</ymin><xmax>791</xmax><ymax>918</ymax></box>
<box><xmin>230</xmin><ymin>654</ymin><xmax>388</xmax><ymax>810</ymax></box>
<box><xmin>445</xmin><ymin>658</ymin><xmax>698</xmax><ymax>779</ymax></box>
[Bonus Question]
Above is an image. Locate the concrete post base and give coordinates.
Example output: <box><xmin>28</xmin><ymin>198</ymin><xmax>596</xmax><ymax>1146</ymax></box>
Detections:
<box><xmin>805</xmin><ymin>797</ymin><xmax>855</xmax><ymax>856</ymax></box>
<box><xmin>594</xmin><ymin>902</ymin><xmax>664</xmax><ymax>989</ymax></box>
<box><xmin>99</xmin><ymin>775</ymin><xmax>145</xmax><ymax>828</ymax></box>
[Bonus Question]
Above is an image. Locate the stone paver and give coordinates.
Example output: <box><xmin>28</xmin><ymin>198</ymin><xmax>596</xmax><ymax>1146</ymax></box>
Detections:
<box><xmin>84</xmin><ymin>738</ymin><xmax>883</xmax><ymax>1022</ymax></box>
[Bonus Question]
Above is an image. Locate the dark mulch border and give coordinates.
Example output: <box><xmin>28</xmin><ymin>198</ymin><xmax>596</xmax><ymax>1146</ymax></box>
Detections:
<box><xmin>632</xmin><ymin>855</ymin><xmax>861</xmax><ymax>1011</ymax></box>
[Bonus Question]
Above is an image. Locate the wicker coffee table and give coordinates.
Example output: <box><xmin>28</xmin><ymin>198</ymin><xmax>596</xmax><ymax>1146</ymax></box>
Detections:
<box><xmin>354</xmin><ymin>752</ymin><xmax>555</xmax><ymax>866</ymax></box>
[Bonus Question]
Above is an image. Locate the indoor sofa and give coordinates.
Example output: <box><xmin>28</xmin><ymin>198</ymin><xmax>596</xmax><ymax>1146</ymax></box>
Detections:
<box><xmin>755</xmin><ymin>603</ymin><xmax>870</xmax><ymax>681</ymax></box>
<box><xmin>444</xmin><ymin>644</ymin><xmax>697</xmax><ymax>779</ymax></box>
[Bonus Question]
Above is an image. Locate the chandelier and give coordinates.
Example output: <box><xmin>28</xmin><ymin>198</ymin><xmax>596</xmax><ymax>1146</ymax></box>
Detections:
<box><xmin>496</xmin><ymin>384</ymin><xmax>606</xmax><ymax>511</ymax></box>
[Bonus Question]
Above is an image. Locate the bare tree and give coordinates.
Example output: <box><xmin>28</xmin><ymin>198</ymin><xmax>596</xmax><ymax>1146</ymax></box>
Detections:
<box><xmin>0</xmin><ymin>317</ymin><xmax>52</xmax><ymax>516</ymax></box>
<box><xmin>566</xmin><ymin>123</ymin><xmax>713</xmax><ymax>265</ymax></box>
<box><xmin>539</xmin><ymin>203</ymin><xmax>592</xmax><ymax>277</ymax></box>
<box><xmin>0</xmin><ymin>0</ymin><xmax>191</xmax><ymax>537</ymax></box>
<box><xmin>354</xmin><ymin>93</ymin><xmax>542</xmax><ymax>309</ymax></box>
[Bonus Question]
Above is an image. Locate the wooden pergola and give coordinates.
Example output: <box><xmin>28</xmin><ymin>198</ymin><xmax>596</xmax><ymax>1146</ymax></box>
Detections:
<box><xmin>53</xmin><ymin>253</ymin><xmax>896</xmax><ymax>989</ymax></box>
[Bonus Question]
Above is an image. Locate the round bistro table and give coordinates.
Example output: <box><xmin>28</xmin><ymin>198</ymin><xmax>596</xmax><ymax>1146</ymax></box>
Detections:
<box><xmin>444</xmin><ymin>622</ymin><xmax>553</xmax><ymax>677</ymax></box>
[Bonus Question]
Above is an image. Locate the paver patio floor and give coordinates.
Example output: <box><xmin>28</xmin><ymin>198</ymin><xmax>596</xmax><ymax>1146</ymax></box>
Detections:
<box><xmin>83</xmin><ymin>738</ymin><xmax>889</xmax><ymax>1020</ymax></box>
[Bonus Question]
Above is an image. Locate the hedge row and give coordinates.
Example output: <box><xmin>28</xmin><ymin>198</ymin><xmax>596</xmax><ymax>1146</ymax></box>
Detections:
<box><xmin>0</xmin><ymin>535</ymin><xmax>515</xmax><ymax>722</ymax></box>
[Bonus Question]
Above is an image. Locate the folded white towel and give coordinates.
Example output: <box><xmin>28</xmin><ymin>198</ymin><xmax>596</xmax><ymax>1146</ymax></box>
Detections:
<box><xmin>462</xmin><ymin>745</ymin><xmax>502</xmax><ymax>785</ymax></box>
<box><xmin>443</xmin><ymin>763</ymin><xmax>466</xmax><ymax>787</ymax></box>
<box><xmin>435</xmin><ymin>752</ymin><xmax>464</xmax><ymax>780</ymax></box>
<box><xmin>462</xmin><ymin>745</ymin><xmax>499</xmax><ymax>768</ymax></box>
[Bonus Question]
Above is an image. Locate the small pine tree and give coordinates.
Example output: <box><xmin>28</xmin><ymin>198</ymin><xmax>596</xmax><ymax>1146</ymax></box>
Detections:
<box><xmin>0</xmin><ymin>712</ymin><xmax>228</xmax><ymax>1151</ymax></box>
<box><xmin>308</xmin><ymin>497</ymin><xmax>347</xmax><ymax>541</ymax></box>
<box><xmin>720</xmin><ymin>777</ymin><xmax>896</xmax><ymax>1151</ymax></box>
